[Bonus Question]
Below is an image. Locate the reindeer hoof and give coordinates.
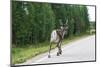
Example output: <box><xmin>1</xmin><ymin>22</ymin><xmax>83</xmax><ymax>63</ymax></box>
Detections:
<box><xmin>48</xmin><ymin>55</ymin><xmax>51</xmax><ymax>58</ymax></box>
<box><xmin>57</xmin><ymin>52</ymin><xmax>60</xmax><ymax>56</ymax></box>
<box><xmin>59</xmin><ymin>51</ymin><xmax>62</xmax><ymax>55</ymax></box>
<box><xmin>59</xmin><ymin>52</ymin><xmax>62</xmax><ymax>54</ymax></box>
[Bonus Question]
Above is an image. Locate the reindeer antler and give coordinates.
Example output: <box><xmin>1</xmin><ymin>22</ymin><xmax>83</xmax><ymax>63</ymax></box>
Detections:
<box><xmin>59</xmin><ymin>19</ymin><xmax>63</xmax><ymax>26</ymax></box>
<box><xmin>66</xmin><ymin>19</ymin><xmax>68</xmax><ymax>24</ymax></box>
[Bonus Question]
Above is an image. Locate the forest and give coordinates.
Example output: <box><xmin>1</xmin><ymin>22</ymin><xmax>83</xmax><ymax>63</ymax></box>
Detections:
<box><xmin>12</xmin><ymin>1</ymin><xmax>90</xmax><ymax>47</ymax></box>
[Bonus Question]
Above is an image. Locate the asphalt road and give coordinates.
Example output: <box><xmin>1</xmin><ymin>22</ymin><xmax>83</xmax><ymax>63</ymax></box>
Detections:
<box><xmin>18</xmin><ymin>35</ymin><xmax>96</xmax><ymax>65</ymax></box>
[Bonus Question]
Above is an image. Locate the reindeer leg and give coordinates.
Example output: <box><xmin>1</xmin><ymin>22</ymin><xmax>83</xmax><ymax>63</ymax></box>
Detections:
<box><xmin>59</xmin><ymin>41</ymin><xmax>62</xmax><ymax>55</ymax></box>
<box><xmin>48</xmin><ymin>42</ymin><xmax>52</xmax><ymax>58</ymax></box>
<box><xmin>57</xmin><ymin>42</ymin><xmax>60</xmax><ymax>56</ymax></box>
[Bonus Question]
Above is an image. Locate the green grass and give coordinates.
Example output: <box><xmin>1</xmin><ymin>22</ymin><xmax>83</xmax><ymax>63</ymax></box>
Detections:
<box><xmin>12</xmin><ymin>42</ymin><xmax>56</xmax><ymax>64</ymax></box>
<box><xmin>12</xmin><ymin>34</ymin><xmax>94</xmax><ymax>64</ymax></box>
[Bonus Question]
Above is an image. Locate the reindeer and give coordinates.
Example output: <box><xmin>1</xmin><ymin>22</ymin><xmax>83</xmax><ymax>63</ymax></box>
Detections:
<box><xmin>48</xmin><ymin>20</ymin><xmax>68</xmax><ymax>58</ymax></box>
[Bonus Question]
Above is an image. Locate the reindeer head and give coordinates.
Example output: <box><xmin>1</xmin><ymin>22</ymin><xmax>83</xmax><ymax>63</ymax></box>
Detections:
<box><xmin>59</xmin><ymin>19</ymin><xmax>68</xmax><ymax>31</ymax></box>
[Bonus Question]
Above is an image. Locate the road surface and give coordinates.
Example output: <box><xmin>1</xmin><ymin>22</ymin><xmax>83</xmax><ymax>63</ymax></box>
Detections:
<box><xmin>17</xmin><ymin>35</ymin><xmax>96</xmax><ymax>65</ymax></box>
